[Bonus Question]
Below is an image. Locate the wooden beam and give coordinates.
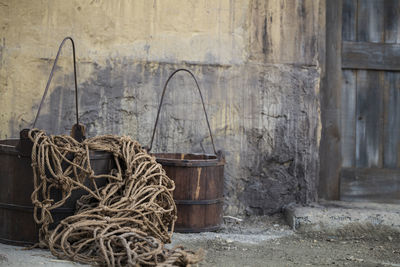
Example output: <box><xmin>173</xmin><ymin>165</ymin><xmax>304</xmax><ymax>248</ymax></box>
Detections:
<box><xmin>340</xmin><ymin>168</ymin><xmax>400</xmax><ymax>204</ymax></box>
<box><xmin>342</xmin><ymin>41</ymin><xmax>400</xmax><ymax>70</ymax></box>
<box><xmin>319</xmin><ymin>0</ymin><xmax>342</xmax><ymax>200</ymax></box>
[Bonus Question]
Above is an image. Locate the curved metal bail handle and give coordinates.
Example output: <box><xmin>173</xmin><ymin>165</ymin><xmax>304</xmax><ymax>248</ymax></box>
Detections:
<box><xmin>32</xmin><ymin>37</ymin><xmax>79</xmax><ymax>129</ymax></box>
<box><xmin>148</xmin><ymin>68</ymin><xmax>217</xmax><ymax>155</ymax></box>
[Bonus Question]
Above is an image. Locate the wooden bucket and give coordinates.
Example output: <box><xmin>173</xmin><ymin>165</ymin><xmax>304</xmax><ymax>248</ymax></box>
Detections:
<box><xmin>148</xmin><ymin>69</ymin><xmax>225</xmax><ymax>232</ymax></box>
<box><xmin>0</xmin><ymin>134</ymin><xmax>113</xmax><ymax>246</ymax></box>
<box><xmin>0</xmin><ymin>37</ymin><xmax>113</xmax><ymax>245</ymax></box>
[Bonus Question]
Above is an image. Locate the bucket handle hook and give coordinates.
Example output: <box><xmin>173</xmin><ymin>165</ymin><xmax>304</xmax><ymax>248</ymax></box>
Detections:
<box><xmin>31</xmin><ymin>37</ymin><xmax>84</xmax><ymax>141</ymax></box>
<box><xmin>148</xmin><ymin>68</ymin><xmax>217</xmax><ymax>155</ymax></box>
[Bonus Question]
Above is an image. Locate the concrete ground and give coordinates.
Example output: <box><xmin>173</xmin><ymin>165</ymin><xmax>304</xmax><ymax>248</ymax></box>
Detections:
<box><xmin>1</xmin><ymin>201</ymin><xmax>400</xmax><ymax>267</ymax></box>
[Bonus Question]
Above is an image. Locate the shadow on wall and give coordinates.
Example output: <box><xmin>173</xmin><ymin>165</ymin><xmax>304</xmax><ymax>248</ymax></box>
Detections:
<box><xmin>32</xmin><ymin>61</ymin><xmax>126</xmax><ymax>137</ymax></box>
<box><xmin>11</xmin><ymin>59</ymin><xmax>320</xmax><ymax>216</ymax></box>
<box><xmin>8</xmin><ymin>83</ymin><xmax>77</xmax><ymax>138</ymax></box>
<box><xmin>237</xmin><ymin>65</ymin><xmax>319</xmax><ymax>216</ymax></box>
<box><xmin>34</xmin><ymin>85</ymin><xmax>76</xmax><ymax>135</ymax></box>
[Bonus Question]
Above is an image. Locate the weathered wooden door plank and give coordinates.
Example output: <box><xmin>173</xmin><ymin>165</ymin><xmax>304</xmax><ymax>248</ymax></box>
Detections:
<box><xmin>341</xmin><ymin>70</ymin><xmax>357</xmax><ymax>167</ymax></box>
<box><xmin>383</xmin><ymin>71</ymin><xmax>400</xmax><ymax>168</ymax></box>
<box><xmin>342</xmin><ymin>0</ymin><xmax>357</xmax><ymax>42</ymax></box>
<box><xmin>340</xmin><ymin>0</ymin><xmax>357</xmax><ymax>168</ymax></box>
<box><xmin>383</xmin><ymin>0</ymin><xmax>400</xmax><ymax>43</ymax></box>
<box><xmin>357</xmin><ymin>0</ymin><xmax>384</xmax><ymax>43</ymax></box>
<box><xmin>340</xmin><ymin>167</ymin><xmax>400</xmax><ymax>203</ymax></box>
<box><xmin>355</xmin><ymin>70</ymin><xmax>384</xmax><ymax>168</ymax></box>
<box><xmin>342</xmin><ymin>42</ymin><xmax>400</xmax><ymax>70</ymax></box>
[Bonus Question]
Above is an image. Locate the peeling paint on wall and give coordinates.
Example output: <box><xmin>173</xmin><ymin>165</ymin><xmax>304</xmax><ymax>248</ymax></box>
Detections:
<box><xmin>0</xmin><ymin>0</ymin><xmax>323</xmax><ymax>215</ymax></box>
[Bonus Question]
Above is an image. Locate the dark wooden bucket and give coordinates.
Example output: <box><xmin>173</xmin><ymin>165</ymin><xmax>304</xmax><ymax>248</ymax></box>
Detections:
<box><xmin>0</xmin><ymin>136</ymin><xmax>113</xmax><ymax>246</ymax></box>
<box><xmin>148</xmin><ymin>69</ymin><xmax>225</xmax><ymax>232</ymax></box>
<box><xmin>0</xmin><ymin>37</ymin><xmax>115</xmax><ymax>246</ymax></box>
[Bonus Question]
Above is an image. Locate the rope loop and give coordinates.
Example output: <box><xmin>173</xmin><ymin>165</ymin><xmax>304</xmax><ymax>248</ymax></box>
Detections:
<box><xmin>29</xmin><ymin>129</ymin><xmax>203</xmax><ymax>266</ymax></box>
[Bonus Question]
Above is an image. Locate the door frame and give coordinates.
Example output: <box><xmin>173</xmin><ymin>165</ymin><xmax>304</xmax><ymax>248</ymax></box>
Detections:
<box><xmin>319</xmin><ymin>0</ymin><xmax>343</xmax><ymax>200</ymax></box>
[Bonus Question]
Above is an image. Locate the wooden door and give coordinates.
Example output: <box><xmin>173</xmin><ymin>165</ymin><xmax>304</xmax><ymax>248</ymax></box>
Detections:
<box><xmin>320</xmin><ymin>0</ymin><xmax>400</xmax><ymax>203</ymax></box>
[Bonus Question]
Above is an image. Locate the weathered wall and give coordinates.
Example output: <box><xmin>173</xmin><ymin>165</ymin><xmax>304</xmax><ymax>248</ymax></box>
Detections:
<box><xmin>0</xmin><ymin>0</ymin><xmax>323</xmax><ymax>215</ymax></box>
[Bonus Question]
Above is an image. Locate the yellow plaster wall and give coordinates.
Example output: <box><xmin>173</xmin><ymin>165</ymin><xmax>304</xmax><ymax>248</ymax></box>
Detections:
<box><xmin>0</xmin><ymin>0</ymin><xmax>253</xmax><ymax>136</ymax></box>
<box><xmin>0</xmin><ymin>0</ymin><xmax>323</xmax><ymax>215</ymax></box>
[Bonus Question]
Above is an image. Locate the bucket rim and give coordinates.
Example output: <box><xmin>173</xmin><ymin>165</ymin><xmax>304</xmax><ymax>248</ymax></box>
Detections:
<box><xmin>152</xmin><ymin>152</ymin><xmax>225</xmax><ymax>167</ymax></box>
<box><xmin>0</xmin><ymin>139</ymin><xmax>115</xmax><ymax>160</ymax></box>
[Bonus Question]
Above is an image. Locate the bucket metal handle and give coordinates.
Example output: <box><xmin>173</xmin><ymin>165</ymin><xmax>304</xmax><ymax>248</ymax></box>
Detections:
<box><xmin>31</xmin><ymin>37</ymin><xmax>83</xmax><ymax>140</ymax></box>
<box><xmin>148</xmin><ymin>68</ymin><xmax>217</xmax><ymax>155</ymax></box>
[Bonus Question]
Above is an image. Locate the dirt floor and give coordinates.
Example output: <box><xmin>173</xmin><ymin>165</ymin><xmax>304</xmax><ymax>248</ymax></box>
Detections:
<box><xmin>170</xmin><ymin>215</ymin><xmax>400</xmax><ymax>267</ymax></box>
<box><xmin>1</xmin><ymin>214</ymin><xmax>400</xmax><ymax>266</ymax></box>
<box><xmin>176</xmin><ymin>233</ymin><xmax>400</xmax><ymax>267</ymax></box>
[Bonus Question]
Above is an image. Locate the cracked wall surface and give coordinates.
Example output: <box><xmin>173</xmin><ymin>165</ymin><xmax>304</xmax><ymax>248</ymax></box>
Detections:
<box><xmin>0</xmin><ymin>0</ymin><xmax>323</xmax><ymax>215</ymax></box>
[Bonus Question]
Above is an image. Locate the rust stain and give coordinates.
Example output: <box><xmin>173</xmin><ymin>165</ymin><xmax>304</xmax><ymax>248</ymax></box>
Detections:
<box><xmin>195</xmin><ymin>167</ymin><xmax>202</xmax><ymax>199</ymax></box>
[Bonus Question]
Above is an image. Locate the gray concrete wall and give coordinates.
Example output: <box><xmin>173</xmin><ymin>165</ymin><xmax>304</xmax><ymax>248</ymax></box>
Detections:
<box><xmin>0</xmin><ymin>0</ymin><xmax>324</xmax><ymax>215</ymax></box>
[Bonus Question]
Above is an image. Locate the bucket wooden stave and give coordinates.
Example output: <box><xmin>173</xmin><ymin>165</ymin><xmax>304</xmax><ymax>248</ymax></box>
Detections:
<box><xmin>148</xmin><ymin>69</ymin><xmax>225</xmax><ymax>232</ymax></box>
<box><xmin>0</xmin><ymin>138</ymin><xmax>37</xmax><ymax>246</ymax></box>
<box><xmin>153</xmin><ymin>153</ymin><xmax>224</xmax><ymax>232</ymax></box>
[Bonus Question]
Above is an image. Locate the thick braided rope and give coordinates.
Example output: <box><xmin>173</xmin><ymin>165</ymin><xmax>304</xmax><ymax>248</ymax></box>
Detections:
<box><xmin>28</xmin><ymin>129</ymin><xmax>203</xmax><ymax>266</ymax></box>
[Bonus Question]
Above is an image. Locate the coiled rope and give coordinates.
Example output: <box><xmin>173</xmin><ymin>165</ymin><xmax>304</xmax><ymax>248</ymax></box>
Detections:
<box><xmin>29</xmin><ymin>129</ymin><xmax>203</xmax><ymax>266</ymax></box>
